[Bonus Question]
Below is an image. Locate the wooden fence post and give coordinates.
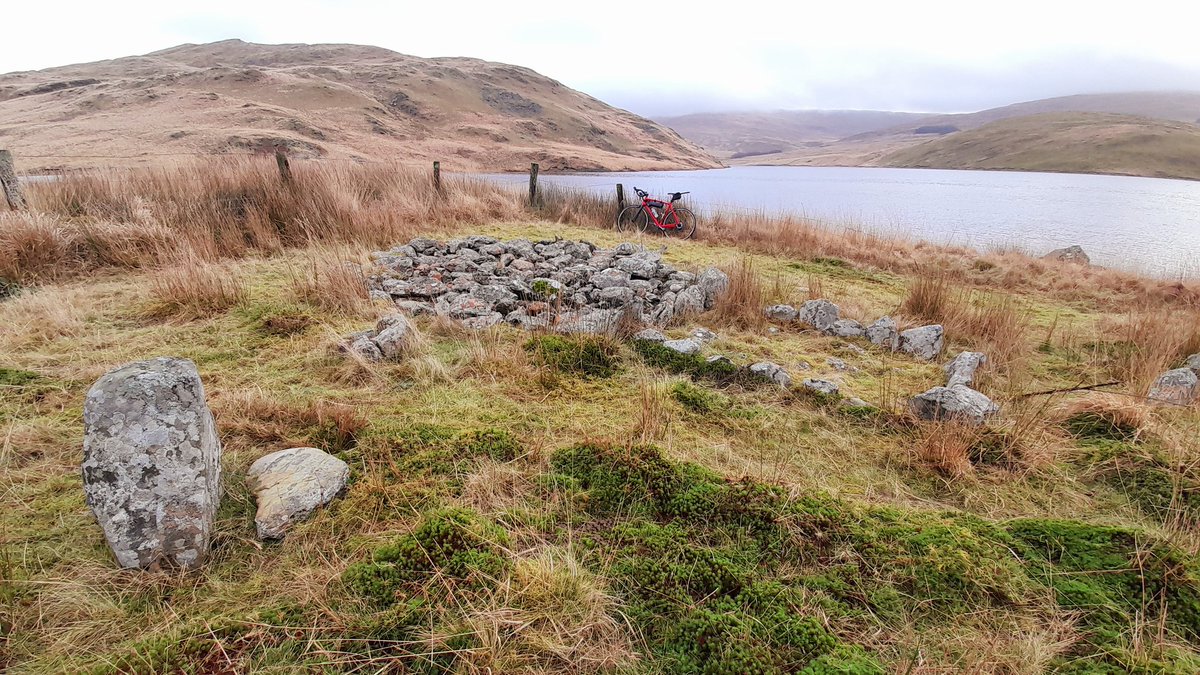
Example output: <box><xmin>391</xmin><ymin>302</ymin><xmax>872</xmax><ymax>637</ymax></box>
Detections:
<box><xmin>275</xmin><ymin>148</ymin><xmax>292</xmax><ymax>184</ymax></box>
<box><xmin>616</xmin><ymin>183</ymin><xmax>625</xmax><ymax>212</ymax></box>
<box><xmin>433</xmin><ymin>161</ymin><xmax>442</xmax><ymax>192</ymax></box>
<box><xmin>0</xmin><ymin>149</ymin><xmax>27</xmax><ymax>211</ymax></box>
<box><xmin>528</xmin><ymin>162</ymin><xmax>540</xmax><ymax>207</ymax></box>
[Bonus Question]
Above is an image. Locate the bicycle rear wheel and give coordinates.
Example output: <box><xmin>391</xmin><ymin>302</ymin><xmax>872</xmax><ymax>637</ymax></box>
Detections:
<box><xmin>664</xmin><ymin>207</ymin><xmax>697</xmax><ymax>239</ymax></box>
<box><xmin>617</xmin><ymin>205</ymin><xmax>651</xmax><ymax>234</ymax></box>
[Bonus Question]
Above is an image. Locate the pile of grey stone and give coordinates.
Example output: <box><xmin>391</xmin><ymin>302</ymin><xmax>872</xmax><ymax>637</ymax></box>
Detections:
<box><xmin>1148</xmin><ymin>353</ymin><xmax>1200</xmax><ymax>405</ymax></box>
<box><xmin>367</xmin><ymin>236</ymin><xmax>729</xmax><ymax>333</ymax></box>
<box><xmin>82</xmin><ymin>358</ymin><xmax>348</xmax><ymax>571</ymax></box>
<box><xmin>765</xmin><ymin>299</ymin><xmax>944</xmax><ymax>361</ymax></box>
<box><xmin>910</xmin><ymin>351</ymin><xmax>999</xmax><ymax>425</ymax></box>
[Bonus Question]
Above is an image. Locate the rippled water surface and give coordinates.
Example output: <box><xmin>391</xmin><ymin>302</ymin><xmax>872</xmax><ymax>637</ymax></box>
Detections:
<box><xmin>484</xmin><ymin>166</ymin><xmax>1200</xmax><ymax>278</ymax></box>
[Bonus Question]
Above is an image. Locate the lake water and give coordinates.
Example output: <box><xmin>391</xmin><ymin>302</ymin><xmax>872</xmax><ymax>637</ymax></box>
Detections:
<box><xmin>483</xmin><ymin>166</ymin><xmax>1200</xmax><ymax>278</ymax></box>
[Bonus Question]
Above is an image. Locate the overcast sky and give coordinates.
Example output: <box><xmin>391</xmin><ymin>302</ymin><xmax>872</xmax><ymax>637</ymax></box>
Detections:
<box><xmin>5</xmin><ymin>0</ymin><xmax>1200</xmax><ymax>116</ymax></box>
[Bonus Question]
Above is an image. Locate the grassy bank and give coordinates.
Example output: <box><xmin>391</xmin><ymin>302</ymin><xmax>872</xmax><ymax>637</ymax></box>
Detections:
<box><xmin>2</xmin><ymin>160</ymin><xmax>1200</xmax><ymax>672</ymax></box>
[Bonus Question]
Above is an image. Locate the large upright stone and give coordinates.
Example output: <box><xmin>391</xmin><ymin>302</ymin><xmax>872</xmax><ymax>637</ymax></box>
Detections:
<box><xmin>898</xmin><ymin>325</ymin><xmax>944</xmax><ymax>361</ymax></box>
<box><xmin>696</xmin><ymin>267</ymin><xmax>730</xmax><ymax>309</ymax></box>
<box><xmin>866</xmin><ymin>316</ymin><xmax>898</xmax><ymax>350</ymax></box>
<box><xmin>82</xmin><ymin>358</ymin><xmax>221</xmax><ymax>570</ymax></box>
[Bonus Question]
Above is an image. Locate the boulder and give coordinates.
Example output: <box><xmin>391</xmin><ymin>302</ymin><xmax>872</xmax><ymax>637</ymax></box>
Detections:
<box><xmin>802</xmin><ymin>378</ymin><xmax>839</xmax><ymax>397</ymax></box>
<box><xmin>749</xmin><ymin>361</ymin><xmax>791</xmax><ymax>388</ymax></box>
<box><xmin>82</xmin><ymin>358</ymin><xmax>221</xmax><ymax>570</ymax></box>
<box><xmin>247</xmin><ymin>447</ymin><xmax>349</xmax><ymax>540</ymax></box>
<box><xmin>865</xmin><ymin>316</ymin><xmax>898</xmax><ymax>350</ymax></box>
<box><xmin>674</xmin><ymin>286</ymin><xmax>706</xmax><ymax>317</ymax></box>
<box><xmin>696</xmin><ymin>268</ymin><xmax>730</xmax><ymax>308</ymax></box>
<box><xmin>461</xmin><ymin>312</ymin><xmax>504</xmax><ymax>330</ymax></box>
<box><xmin>765</xmin><ymin>304</ymin><xmax>798</xmax><ymax>322</ymax></box>
<box><xmin>944</xmin><ymin>351</ymin><xmax>987</xmax><ymax>387</ymax></box>
<box><xmin>1147</xmin><ymin>368</ymin><xmax>1198</xmax><ymax>405</ymax></box>
<box><xmin>1185</xmin><ymin>353</ymin><xmax>1200</xmax><ymax>374</ymax></box>
<box><xmin>1042</xmin><ymin>245</ymin><xmax>1090</xmax><ymax>265</ymax></box>
<box><xmin>374</xmin><ymin>314</ymin><xmax>415</xmax><ymax>359</ymax></box>
<box><xmin>663</xmin><ymin>338</ymin><xmax>703</xmax><ymax>355</ymax></box>
<box><xmin>827</xmin><ymin>319</ymin><xmax>865</xmax><ymax>339</ymax></box>
<box><xmin>597</xmin><ymin>286</ymin><xmax>636</xmax><ymax>308</ymax></box>
<box><xmin>909</xmin><ymin>385</ymin><xmax>999</xmax><ymax>424</ymax></box>
<box><xmin>345</xmin><ymin>332</ymin><xmax>383</xmax><ymax>362</ymax></box>
<box><xmin>898</xmin><ymin>325</ymin><xmax>944</xmax><ymax>361</ymax></box>
<box><xmin>616</xmin><ymin>254</ymin><xmax>660</xmax><ymax>279</ymax></box>
<box><xmin>634</xmin><ymin>328</ymin><xmax>667</xmax><ymax>343</ymax></box>
<box><xmin>798</xmin><ymin>300</ymin><xmax>840</xmax><ymax>332</ymax></box>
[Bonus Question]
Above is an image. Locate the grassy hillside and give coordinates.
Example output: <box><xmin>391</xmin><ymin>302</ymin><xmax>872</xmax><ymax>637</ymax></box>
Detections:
<box><xmin>3</xmin><ymin>161</ymin><xmax>1200</xmax><ymax>672</ymax></box>
<box><xmin>0</xmin><ymin>39</ymin><xmax>719</xmax><ymax>173</ymax></box>
<box><xmin>880</xmin><ymin>112</ymin><xmax>1200</xmax><ymax>180</ymax></box>
<box><xmin>655</xmin><ymin>110</ymin><xmax>925</xmax><ymax>159</ymax></box>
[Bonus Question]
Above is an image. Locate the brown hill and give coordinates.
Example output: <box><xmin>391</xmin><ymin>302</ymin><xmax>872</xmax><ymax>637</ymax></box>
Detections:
<box><xmin>0</xmin><ymin>39</ymin><xmax>720</xmax><ymax>173</ymax></box>
<box><xmin>878</xmin><ymin>112</ymin><xmax>1200</xmax><ymax>181</ymax></box>
<box><xmin>655</xmin><ymin>110</ymin><xmax>925</xmax><ymax>159</ymax></box>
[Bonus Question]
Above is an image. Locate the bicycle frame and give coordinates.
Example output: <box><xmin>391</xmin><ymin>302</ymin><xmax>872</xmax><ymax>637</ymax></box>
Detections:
<box><xmin>639</xmin><ymin>197</ymin><xmax>683</xmax><ymax>231</ymax></box>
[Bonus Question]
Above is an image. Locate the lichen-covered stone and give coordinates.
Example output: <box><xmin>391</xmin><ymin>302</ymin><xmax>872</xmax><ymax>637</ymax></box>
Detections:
<box><xmin>910</xmin><ymin>385</ymin><xmax>999</xmax><ymax>424</ymax></box>
<box><xmin>247</xmin><ymin>447</ymin><xmax>349</xmax><ymax>540</ymax></box>
<box><xmin>944</xmin><ymin>351</ymin><xmax>988</xmax><ymax>387</ymax></box>
<box><xmin>765</xmin><ymin>304</ymin><xmax>798</xmax><ymax>322</ymax></box>
<box><xmin>798</xmin><ymin>299</ymin><xmax>840</xmax><ymax>332</ymax></box>
<box><xmin>1147</xmin><ymin>368</ymin><xmax>1198</xmax><ymax>405</ymax></box>
<box><xmin>802</xmin><ymin>378</ymin><xmax>839</xmax><ymax>396</ymax></box>
<box><xmin>82</xmin><ymin>357</ymin><xmax>221</xmax><ymax>570</ymax></box>
<box><xmin>898</xmin><ymin>324</ymin><xmax>944</xmax><ymax>361</ymax></box>
<box><xmin>866</xmin><ymin>316</ymin><xmax>898</xmax><ymax>350</ymax></box>
<box><xmin>749</xmin><ymin>361</ymin><xmax>791</xmax><ymax>388</ymax></box>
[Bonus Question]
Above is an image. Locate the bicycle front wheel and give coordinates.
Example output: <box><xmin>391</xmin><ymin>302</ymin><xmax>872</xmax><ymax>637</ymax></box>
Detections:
<box><xmin>617</xmin><ymin>205</ymin><xmax>651</xmax><ymax>234</ymax></box>
<box><xmin>665</xmin><ymin>208</ymin><xmax>697</xmax><ymax>239</ymax></box>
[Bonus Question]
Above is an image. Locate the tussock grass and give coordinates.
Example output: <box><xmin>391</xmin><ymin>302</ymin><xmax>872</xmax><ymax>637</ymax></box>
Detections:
<box><xmin>288</xmin><ymin>245</ymin><xmax>372</xmax><ymax>316</ymax></box>
<box><xmin>147</xmin><ymin>260</ymin><xmax>247</xmax><ymax>320</ymax></box>
<box><xmin>903</xmin><ymin>274</ymin><xmax>1032</xmax><ymax>373</ymax></box>
<box><xmin>1105</xmin><ymin>309</ymin><xmax>1200</xmax><ymax>394</ymax></box>
<box><xmin>705</xmin><ymin>256</ymin><xmax>769</xmax><ymax>331</ymax></box>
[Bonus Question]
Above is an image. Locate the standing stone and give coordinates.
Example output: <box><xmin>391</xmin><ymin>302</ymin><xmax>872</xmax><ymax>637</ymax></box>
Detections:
<box><xmin>866</xmin><ymin>316</ymin><xmax>899</xmax><ymax>350</ymax></box>
<box><xmin>798</xmin><ymin>300</ymin><xmax>840</xmax><ymax>332</ymax></box>
<box><xmin>82</xmin><ymin>358</ymin><xmax>221</xmax><ymax>570</ymax></box>
<box><xmin>898</xmin><ymin>325</ymin><xmax>944</xmax><ymax>361</ymax></box>
<box><xmin>1147</xmin><ymin>368</ymin><xmax>1199</xmax><ymax>405</ymax></box>
<box><xmin>247</xmin><ymin>447</ymin><xmax>350</xmax><ymax>541</ymax></box>
<box><xmin>944</xmin><ymin>352</ymin><xmax>988</xmax><ymax>387</ymax></box>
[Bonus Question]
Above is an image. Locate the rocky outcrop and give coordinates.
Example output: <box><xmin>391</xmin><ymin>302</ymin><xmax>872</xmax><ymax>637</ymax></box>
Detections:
<box><xmin>82</xmin><ymin>358</ymin><xmax>221</xmax><ymax>570</ymax></box>
<box><xmin>247</xmin><ymin>447</ymin><xmax>349</xmax><ymax>540</ymax></box>
<box><xmin>1147</xmin><ymin>368</ymin><xmax>1199</xmax><ymax>405</ymax></box>
<box><xmin>367</xmin><ymin>237</ymin><xmax>728</xmax><ymax>331</ymax></box>
<box><xmin>944</xmin><ymin>351</ymin><xmax>987</xmax><ymax>387</ymax></box>
<box><xmin>910</xmin><ymin>385</ymin><xmax>999</xmax><ymax>424</ymax></box>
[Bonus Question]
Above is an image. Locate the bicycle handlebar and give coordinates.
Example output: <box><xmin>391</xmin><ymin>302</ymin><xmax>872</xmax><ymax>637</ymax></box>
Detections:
<box><xmin>633</xmin><ymin>187</ymin><xmax>690</xmax><ymax>201</ymax></box>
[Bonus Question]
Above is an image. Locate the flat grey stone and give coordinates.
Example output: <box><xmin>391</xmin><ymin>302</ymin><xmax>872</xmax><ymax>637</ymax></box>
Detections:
<box><xmin>801</xmin><ymin>378</ymin><xmax>839</xmax><ymax>396</ymax></box>
<box><xmin>909</xmin><ymin>385</ymin><xmax>998</xmax><ymax>424</ymax></box>
<box><xmin>247</xmin><ymin>447</ymin><xmax>349</xmax><ymax>541</ymax></box>
<box><xmin>898</xmin><ymin>325</ymin><xmax>944</xmax><ymax>361</ymax></box>
<box><xmin>663</xmin><ymin>338</ymin><xmax>703</xmax><ymax>355</ymax></box>
<box><xmin>82</xmin><ymin>357</ymin><xmax>221</xmax><ymax>570</ymax></box>
<box><xmin>828</xmin><ymin>319</ymin><xmax>865</xmax><ymax>339</ymax></box>
<box><xmin>765</xmin><ymin>304</ymin><xmax>798</xmax><ymax>322</ymax></box>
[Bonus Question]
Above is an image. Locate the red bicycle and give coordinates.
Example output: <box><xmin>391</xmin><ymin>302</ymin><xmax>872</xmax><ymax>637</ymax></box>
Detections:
<box><xmin>616</xmin><ymin>187</ymin><xmax>698</xmax><ymax>239</ymax></box>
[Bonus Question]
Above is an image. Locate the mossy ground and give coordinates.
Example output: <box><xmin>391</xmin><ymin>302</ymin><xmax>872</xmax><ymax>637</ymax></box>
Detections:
<box><xmin>2</xmin><ymin>221</ymin><xmax>1199</xmax><ymax>673</ymax></box>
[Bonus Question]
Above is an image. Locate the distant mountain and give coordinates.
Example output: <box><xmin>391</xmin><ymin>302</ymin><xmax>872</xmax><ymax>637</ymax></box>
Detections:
<box><xmin>655</xmin><ymin>110</ymin><xmax>925</xmax><ymax>159</ymax></box>
<box><xmin>879</xmin><ymin>112</ymin><xmax>1200</xmax><ymax>181</ymax></box>
<box><xmin>659</xmin><ymin>91</ymin><xmax>1200</xmax><ymax>180</ymax></box>
<box><xmin>0</xmin><ymin>39</ymin><xmax>720</xmax><ymax>172</ymax></box>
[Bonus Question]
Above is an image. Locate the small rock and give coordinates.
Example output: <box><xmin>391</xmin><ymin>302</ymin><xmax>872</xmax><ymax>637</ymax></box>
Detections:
<box><xmin>616</xmin><ymin>254</ymin><xmax>660</xmax><ymax>280</ymax></box>
<box><xmin>247</xmin><ymin>447</ymin><xmax>349</xmax><ymax>541</ymax></box>
<box><xmin>634</xmin><ymin>328</ymin><xmax>667</xmax><ymax>343</ymax></box>
<box><xmin>82</xmin><ymin>357</ymin><xmax>221</xmax><ymax>570</ymax></box>
<box><xmin>827</xmin><ymin>319</ymin><xmax>865</xmax><ymax>339</ymax></box>
<box><xmin>909</xmin><ymin>385</ymin><xmax>999</xmax><ymax>424</ymax></box>
<box><xmin>898</xmin><ymin>325</ymin><xmax>944</xmax><ymax>361</ymax></box>
<box><xmin>944</xmin><ymin>352</ymin><xmax>987</xmax><ymax>387</ymax></box>
<box><xmin>345</xmin><ymin>333</ymin><xmax>383</xmax><ymax>362</ymax></box>
<box><xmin>374</xmin><ymin>314</ymin><xmax>414</xmax><ymax>359</ymax></box>
<box><xmin>1042</xmin><ymin>245</ymin><xmax>1090</xmax><ymax>265</ymax></box>
<box><xmin>802</xmin><ymin>378</ymin><xmax>840</xmax><ymax>397</ymax></box>
<box><xmin>843</xmin><ymin>397</ymin><xmax>871</xmax><ymax>408</ymax></box>
<box><xmin>597</xmin><ymin>286</ymin><xmax>635</xmax><ymax>308</ymax></box>
<box><xmin>866</xmin><ymin>316</ymin><xmax>898</xmax><ymax>350</ymax></box>
<box><xmin>1185</xmin><ymin>353</ymin><xmax>1200</xmax><ymax>374</ymax></box>
<box><xmin>461</xmin><ymin>312</ymin><xmax>505</xmax><ymax>330</ymax></box>
<box><xmin>767</xmin><ymin>326</ymin><xmax>780</xmax><ymax>335</ymax></box>
<box><xmin>1147</xmin><ymin>368</ymin><xmax>1198</xmax><ymax>405</ymax></box>
<box><xmin>663</xmin><ymin>338</ymin><xmax>703</xmax><ymax>355</ymax></box>
<box><xmin>798</xmin><ymin>299</ymin><xmax>840</xmax><ymax>332</ymax></box>
<box><xmin>394</xmin><ymin>300</ymin><xmax>435</xmax><ymax>316</ymax></box>
<box><xmin>706</xmin><ymin>355</ymin><xmax>733</xmax><ymax>366</ymax></box>
<box><xmin>749</xmin><ymin>361</ymin><xmax>791</xmax><ymax>388</ymax></box>
<box><xmin>765</xmin><ymin>304</ymin><xmax>798</xmax><ymax>322</ymax></box>
<box><xmin>691</xmin><ymin>327</ymin><xmax>718</xmax><ymax>343</ymax></box>
<box><xmin>826</xmin><ymin>357</ymin><xmax>852</xmax><ymax>372</ymax></box>
<box><xmin>592</xmin><ymin>268</ymin><xmax>631</xmax><ymax>289</ymax></box>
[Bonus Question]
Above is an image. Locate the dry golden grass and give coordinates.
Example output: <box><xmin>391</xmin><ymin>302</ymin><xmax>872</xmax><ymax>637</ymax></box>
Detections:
<box><xmin>147</xmin><ymin>260</ymin><xmax>247</xmax><ymax>320</ymax></box>
<box><xmin>288</xmin><ymin>246</ymin><xmax>373</xmax><ymax>316</ymax></box>
<box><xmin>902</xmin><ymin>274</ymin><xmax>1032</xmax><ymax>372</ymax></box>
<box><xmin>1057</xmin><ymin>393</ymin><xmax>1152</xmax><ymax>441</ymax></box>
<box><xmin>1106</xmin><ymin>309</ymin><xmax>1200</xmax><ymax>394</ymax></box>
<box><xmin>705</xmin><ymin>256</ymin><xmax>769</xmax><ymax>331</ymax></box>
<box><xmin>631</xmin><ymin>378</ymin><xmax>671</xmax><ymax>444</ymax></box>
<box><xmin>915</xmin><ymin>422</ymin><xmax>980</xmax><ymax>479</ymax></box>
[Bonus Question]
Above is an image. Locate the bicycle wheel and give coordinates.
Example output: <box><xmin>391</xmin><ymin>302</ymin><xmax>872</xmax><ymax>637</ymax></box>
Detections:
<box><xmin>665</xmin><ymin>207</ymin><xmax>697</xmax><ymax>239</ymax></box>
<box><xmin>617</xmin><ymin>205</ymin><xmax>651</xmax><ymax>234</ymax></box>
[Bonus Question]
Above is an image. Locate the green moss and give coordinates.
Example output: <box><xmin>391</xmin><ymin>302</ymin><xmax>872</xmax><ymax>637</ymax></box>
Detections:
<box><xmin>1066</xmin><ymin>411</ymin><xmax>1141</xmax><ymax>442</ymax></box>
<box><xmin>633</xmin><ymin>338</ymin><xmax>753</xmax><ymax>385</ymax></box>
<box><xmin>455</xmin><ymin>427</ymin><xmax>523</xmax><ymax>461</ymax></box>
<box><xmin>0</xmin><ymin>367</ymin><xmax>41</xmax><ymax>387</ymax></box>
<box><xmin>525</xmin><ymin>334</ymin><xmax>620</xmax><ymax>378</ymax></box>
<box><xmin>1083</xmin><ymin>441</ymin><xmax>1200</xmax><ymax>522</ymax></box>
<box><xmin>671</xmin><ymin>379</ymin><xmax>728</xmax><ymax>413</ymax></box>
<box><xmin>1007</xmin><ymin>518</ymin><xmax>1200</xmax><ymax>645</ymax></box>
<box><xmin>342</xmin><ymin>507</ymin><xmax>509</xmax><ymax>605</ymax></box>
